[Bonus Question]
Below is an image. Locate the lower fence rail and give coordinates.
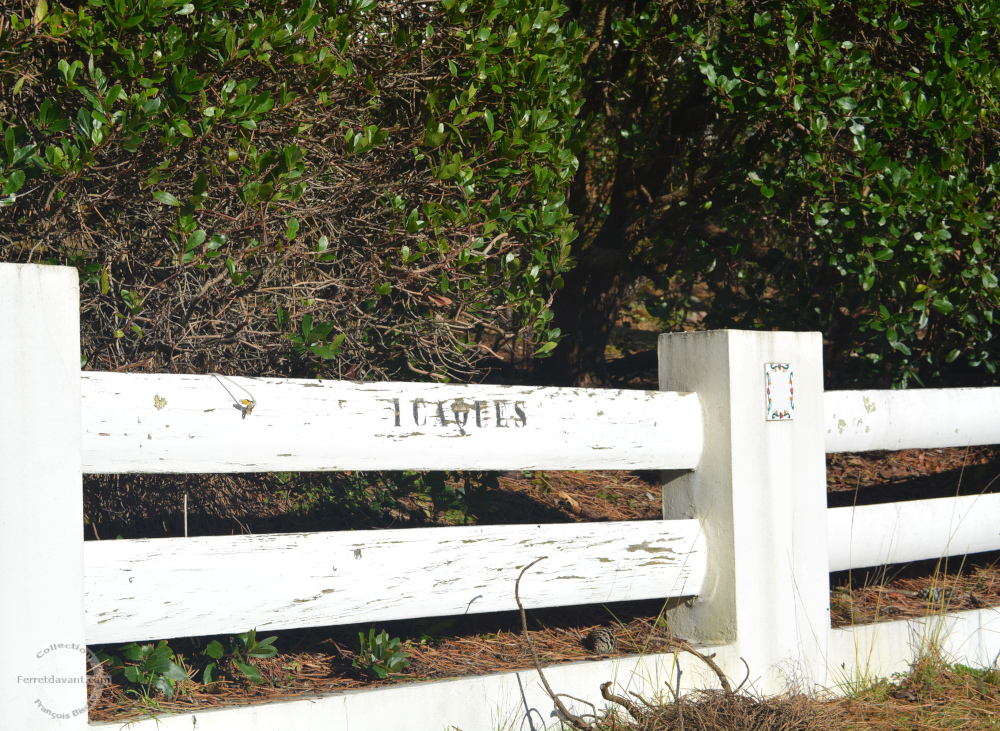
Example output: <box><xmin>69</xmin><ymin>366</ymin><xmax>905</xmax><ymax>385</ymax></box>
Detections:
<box><xmin>84</xmin><ymin>520</ymin><xmax>707</xmax><ymax>645</ymax></box>
<box><xmin>827</xmin><ymin>493</ymin><xmax>1000</xmax><ymax>572</ymax></box>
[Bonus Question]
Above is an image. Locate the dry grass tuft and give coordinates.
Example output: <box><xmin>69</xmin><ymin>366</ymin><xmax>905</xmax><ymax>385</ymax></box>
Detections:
<box><xmin>818</xmin><ymin>654</ymin><xmax>1000</xmax><ymax>730</ymax></box>
<box><xmin>601</xmin><ymin>690</ymin><xmax>820</xmax><ymax>731</ymax></box>
<box><xmin>594</xmin><ymin>651</ymin><xmax>1000</xmax><ymax>731</ymax></box>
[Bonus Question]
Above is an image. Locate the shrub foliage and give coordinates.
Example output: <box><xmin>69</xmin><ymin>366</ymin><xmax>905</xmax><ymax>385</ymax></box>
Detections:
<box><xmin>0</xmin><ymin>0</ymin><xmax>581</xmax><ymax>380</ymax></box>
<box><xmin>554</xmin><ymin>0</ymin><xmax>1000</xmax><ymax>387</ymax></box>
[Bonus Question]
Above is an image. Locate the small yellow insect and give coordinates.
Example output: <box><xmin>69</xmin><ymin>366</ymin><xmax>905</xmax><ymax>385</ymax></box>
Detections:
<box><xmin>212</xmin><ymin>373</ymin><xmax>257</xmax><ymax>419</ymax></box>
<box><xmin>234</xmin><ymin>398</ymin><xmax>256</xmax><ymax>419</ymax></box>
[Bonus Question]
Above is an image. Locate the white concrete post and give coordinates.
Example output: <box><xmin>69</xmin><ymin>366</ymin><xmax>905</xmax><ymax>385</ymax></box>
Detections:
<box><xmin>658</xmin><ymin>330</ymin><xmax>830</xmax><ymax>693</ymax></box>
<box><xmin>0</xmin><ymin>264</ymin><xmax>89</xmax><ymax>729</ymax></box>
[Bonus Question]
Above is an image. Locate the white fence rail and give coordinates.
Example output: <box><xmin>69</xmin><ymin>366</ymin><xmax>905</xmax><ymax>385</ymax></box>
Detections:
<box><xmin>3</xmin><ymin>263</ymin><xmax>1000</xmax><ymax>731</ymax></box>
<box><xmin>81</xmin><ymin>372</ymin><xmax>703</xmax><ymax>473</ymax></box>
<box><xmin>824</xmin><ymin>387</ymin><xmax>1000</xmax><ymax>572</ymax></box>
<box><xmin>827</xmin><ymin>493</ymin><xmax>1000</xmax><ymax>572</ymax></box>
<box><xmin>85</xmin><ymin>520</ymin><xmax>706</xmax><ymax>645</ymax></box>
<box><xmin>824</xmin><ymin>387</ymin><xmax>1000</xmax><ymax>452</ymax></box>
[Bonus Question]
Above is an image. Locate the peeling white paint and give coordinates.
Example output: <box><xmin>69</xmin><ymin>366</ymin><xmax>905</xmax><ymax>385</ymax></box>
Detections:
<box><xmin>84</xmin><ymin>520</ymin><xmax>707</xmax><ymax>645</ymax></box>
<box><xmin>81</xmin><ymin>373</ymin><xmax>704</xmax><ymax>473</ymax></box>
<box><xmin>825</xmin><ymin>388</ymin><xmax>1000</xmax><ymax>452</ymax></box>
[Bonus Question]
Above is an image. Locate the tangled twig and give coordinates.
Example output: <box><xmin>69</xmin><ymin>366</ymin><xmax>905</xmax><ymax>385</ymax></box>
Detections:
<box><xmin>672</xmin><ymin>639</ymin><xmax>733</xmax><ymax>694</ymax></box>
<box><xmin>515</xmin><ymin>557</ymin><xmax>591</xmax><ymax>731</ymax></box>
<box><xmin>601</xmin><ymin>623</ymin><xmax>752</xmax><ymax>724</ymax></box>
<box><xmin>600</xmin><ymin>681</ymin><xmax>647</xmax><ymax>722</ymax></box>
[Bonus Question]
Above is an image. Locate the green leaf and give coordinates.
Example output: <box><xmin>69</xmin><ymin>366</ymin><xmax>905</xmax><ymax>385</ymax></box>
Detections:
<box><xmin>204</xmin><ymin>640</ymin><xmax>225</xmax><ymax>660</ymax></box>
<box><xmin>106</xmin><ymin>85</ymin><xmax>124</xmax><ymax>107</ymax></box>
<box><xmin>151</xmin><ymin>674</ymin><xmax>175</xmax><ymax>697</ymax></box>
<box><xmin>2</xmin><ymin>170</ymin><xmax>25</xmax><ymax>197</ymax></box>
<box><xmin>122</xmin><ymin>643</ymin><xmax>148</xmax><ymax>662</ymax></box>
<box><xmin>423</xmin><ymin>121</ymin><xmax>447</xmax><ymax>147</ymax></box>
<box><xmin>248</xmin><ymin>636</ymin><xmax>279</xmax><ymax>658</ymax></box>
<box><xmin>932</xmin><ymin>297</ymin><xmax>955</xmax><ymax>315</ymax></box>
<box><xmin>33</xmin><ymin>0</ymin><xmax>48</xmax><ymax>25</ymax></box>
<box><xmin>188</xmin><ymin>229</ymin><xmax>207</xmax><ymax>248</ymax></box>
<box><xmin>193</xmin><ymin>172</ymin><xmax>208</xmax><ymax>198</ymax></box>
<box><xmin>286</xmin><ymin>217</ymin><xmax>300</xmax><ymax>241</ymax></box>
<box><xmin>438</xmin><ymin>162</ymin><xmax>460</xmax><ymax>180</ymax></box>
<box><xmin>153</xmin><ymin>191</ymin><xmax>181</xmax><ymax>207</ymax></box>
<box><xmin>234</xmin><ymin>658</ymin><xmax>263</xmax><ymax>683</ymax></box>
<box><xmin>163</xmin><ymin>661</ymin><xmax>189</xmax><ymax>682</ymax></box>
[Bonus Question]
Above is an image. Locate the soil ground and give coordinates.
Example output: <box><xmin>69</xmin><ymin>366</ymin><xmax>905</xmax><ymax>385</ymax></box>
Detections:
<box><xmin>86</xmin><ymin>445</ymin><xmax>1000</xmax><ymax>723</ymax></box>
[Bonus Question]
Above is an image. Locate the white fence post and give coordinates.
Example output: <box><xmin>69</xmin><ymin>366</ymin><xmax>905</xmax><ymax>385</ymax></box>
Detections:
<box><xmin>0</xmin><ymin>264</ymin><xmax>89</xmax><ymax>729</ymax></box>
<box><xmin>658</xmin><ymin>330</ymin><xmax>830</xmax><ymax>692</ymax></box>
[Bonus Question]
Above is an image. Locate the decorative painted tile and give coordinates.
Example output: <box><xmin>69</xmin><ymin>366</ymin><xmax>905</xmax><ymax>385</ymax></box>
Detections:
<box><xmin>765</xmin><ymin>363</ymin><xmax>793</xmax><ymax>421</ymax></box>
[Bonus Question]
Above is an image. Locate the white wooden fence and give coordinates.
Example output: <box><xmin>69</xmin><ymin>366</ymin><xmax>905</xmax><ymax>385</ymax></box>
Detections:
<box><xmin>2</xmin><ymin>262</ymin><xmax>999</xmax><ymax>730</ymax></box>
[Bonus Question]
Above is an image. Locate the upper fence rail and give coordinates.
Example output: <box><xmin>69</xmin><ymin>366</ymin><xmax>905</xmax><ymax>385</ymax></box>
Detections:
<box><xmin>80</xmin><ymin>374</ymin><xmax>1000</xmax><ymax>474</ymax></box>
<box><xmin>824</xmin><ymin>387</ymin><xmax>1000</xmax><ymax>453</ymax></box>
<box><xmin>81</xmin><ymin>372</ymin><xmax>704</xmax><ymax>473</ymax></box>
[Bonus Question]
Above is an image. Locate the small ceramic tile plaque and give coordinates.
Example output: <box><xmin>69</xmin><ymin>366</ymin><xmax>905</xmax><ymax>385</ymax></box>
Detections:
<box><xmin>765</xmin><ymin>363</ymin><xmax>793</xmax><ymax>420</ymax></box>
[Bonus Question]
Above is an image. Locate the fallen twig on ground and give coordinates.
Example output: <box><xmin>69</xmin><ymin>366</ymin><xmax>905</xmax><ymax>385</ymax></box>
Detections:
<box><xmin>515</xmin><ymin>557</ymin><xmax>591</xmax><ymax>731</ymax></box>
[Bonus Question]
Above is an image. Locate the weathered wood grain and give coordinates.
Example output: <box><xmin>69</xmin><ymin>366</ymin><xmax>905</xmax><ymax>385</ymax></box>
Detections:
<box><xmin>824</xmin><ymin>388</ymin><xmax>1000</xmax><ymax>453</ymax></box>
<box><xmin>80</xmin><ymin>373</ymin><xmax>703</xmax><ymax>473</ymax></box>
<box><xmin>84</xmin><ymin>520</ymin><xmax>706</xmax><ymax>644</ymax></box>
